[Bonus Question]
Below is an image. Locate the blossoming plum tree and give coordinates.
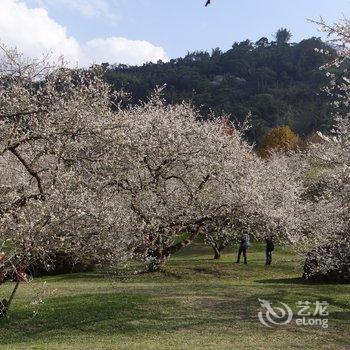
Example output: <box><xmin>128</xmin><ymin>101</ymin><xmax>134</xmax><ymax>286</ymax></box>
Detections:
<box><xmin>102</xmin><ymin>97</ymin><xmax>306</xmax><ymax>269</ymax></box>
<box><xmin>301</xmin><ymin>17</ymin><xmax>350</xmax><ymax>280</ymax></box>
<box><xmin>0</xmin><ymin>45</ymin><xmax>131</xmax><ymax>315</ymax></box>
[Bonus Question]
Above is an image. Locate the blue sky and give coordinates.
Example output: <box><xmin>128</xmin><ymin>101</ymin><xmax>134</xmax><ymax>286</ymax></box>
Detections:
<box><xmin>37</xmin><ymin>0</ymin><xmax>349</xmax><ymax>57</ymax></box>
<box><xmin>1</xmin><ymin>0</ymin><xmax>349</xmax><ymax>66</ymax></box>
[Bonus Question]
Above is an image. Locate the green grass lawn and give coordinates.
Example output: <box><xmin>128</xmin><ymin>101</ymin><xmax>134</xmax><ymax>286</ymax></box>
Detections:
<box><xmin>0</xmin><ymin>243</ymin><xmax>349</xmax><ymax>350</ymax></box>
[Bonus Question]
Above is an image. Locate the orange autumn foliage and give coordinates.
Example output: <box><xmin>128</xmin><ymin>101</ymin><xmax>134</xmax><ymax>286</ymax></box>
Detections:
<box><xmin>257</xmin><ymin>125</ymin><xmax>300</xmax><ymax>158</ymax></box>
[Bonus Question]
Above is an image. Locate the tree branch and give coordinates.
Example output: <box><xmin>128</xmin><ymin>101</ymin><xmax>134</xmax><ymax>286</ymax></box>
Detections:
<box><xmin>9</xmin><ymin>147</ymin><xmax>45</xmax><ymax>200</ymax></box>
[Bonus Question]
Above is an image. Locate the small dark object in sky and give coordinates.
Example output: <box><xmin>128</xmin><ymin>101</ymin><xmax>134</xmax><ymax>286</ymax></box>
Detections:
<box><xmin>205</xmin><ymin>0</ymin><xmax>211</xmax><ymax>6</ymax></box>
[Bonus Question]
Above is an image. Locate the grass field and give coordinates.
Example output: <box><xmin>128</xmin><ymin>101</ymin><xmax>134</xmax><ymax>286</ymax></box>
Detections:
<box><xmin>0</xmin><ymin>243</ymin><xmax>349</xmax><ymax>350</ymax></box>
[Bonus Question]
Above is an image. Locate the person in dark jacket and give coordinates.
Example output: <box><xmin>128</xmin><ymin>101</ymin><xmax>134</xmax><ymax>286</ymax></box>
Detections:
<box><xmin>236</xmin><ymin>232</ymin><xmax>250</xmax><ymax>264</ymax></box>
<box><xmin>265</xmin><ymin>235</ymin><xmax>274</xmax><ymax>265</ymax></box>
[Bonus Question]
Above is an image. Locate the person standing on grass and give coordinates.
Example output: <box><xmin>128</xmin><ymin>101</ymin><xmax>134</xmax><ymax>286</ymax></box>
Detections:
<box><xmin>265</xmin><ymin>235</ymin><xmax>274</xmax><ymax>266</ymax></box>
<box><xmin>236</xmin><ymin>231</ymin><xmax>250</xmax><ymax>264</ymax></box>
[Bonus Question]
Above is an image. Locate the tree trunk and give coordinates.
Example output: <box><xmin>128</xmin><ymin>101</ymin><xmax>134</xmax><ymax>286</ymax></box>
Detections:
<box><xmin>147</xmin><ymin>255</ymin><xmax>166</xmax><ymax>273</ymax></box>
<box><xmin>164</xmin><ymin>230</ymin><xmax>200</xmax><ymax>257</ymax></box>
<box><xmin>0</xmin><ymin>299</ymin><xmax>8</xmax><ymax>317</ymax></box>
<box><xmin>7</xmin><ymin>280</ymin><xmax>20</xmax><ymax>310</ymax></box>
<box><xmin>0</xmin><ymin>281</ymin><xmax>20</xmax><ymax>318</ymax></box>
<box><xmin>213</xmin><ymin>251</ymin><xmax>221</xmax><ymax>259</ymax></box>
<box><xmin>212</xmin><ymin>245</ymin><xmax>221</xmax><ymax>260</ymax></box>
<box><xmin>146</xmin><ymin>228</ymin><xmax>200</xmax><ymax>272</ymax></box>
<box><xmin>211</xmin><ymin>240</ymin><xmax>231</xmax><ymax>260</ymax></box>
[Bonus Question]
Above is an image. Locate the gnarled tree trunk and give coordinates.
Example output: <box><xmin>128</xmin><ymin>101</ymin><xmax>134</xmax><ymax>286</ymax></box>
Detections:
<box><xmin>145</xmin><ymin>230</ymin><xmax>200</xmax><ymax>272</ymax></box>
<box><xmin>0</xmin><ymin>280</ymin><xmax>20</xmax><ymax>318</ymax></box>
<box><xmin>212</xmin><ymin>245</ymin><xmax>221</xmax><ymax>259</ymax></box>
<box><xmin>147</xmin><ymin>254</ymin><xmax>166</xmax><ymax>272</ymax></box>
<box><xmin>211</xmin><ymin>240</ymin><xmax>230</xmax><ymax>260</ymax></box>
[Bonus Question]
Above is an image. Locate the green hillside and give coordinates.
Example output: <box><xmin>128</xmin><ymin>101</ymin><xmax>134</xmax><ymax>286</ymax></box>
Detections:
<box><xmin>104</xmin><ymin>30</ymin><xmax>336</xmax><ymax>143</ymax></box>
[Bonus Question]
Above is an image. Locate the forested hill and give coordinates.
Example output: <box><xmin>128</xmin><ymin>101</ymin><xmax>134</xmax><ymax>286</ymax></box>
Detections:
<box><xmin>104</xmin><ymin>31</ymin><xmax>336</xmax><ymax>143</ymax></box>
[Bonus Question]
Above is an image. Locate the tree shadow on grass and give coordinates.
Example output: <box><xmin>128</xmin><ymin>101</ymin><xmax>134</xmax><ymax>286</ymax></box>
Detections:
<box><xmin>42</xmin><ymin>272</ymin><xmax>110</xmax><ymax>282</ymax></box>
<box><xmin>0</xmin><ymin>291</ymin><xmax>246</xmax><ymax>345</ymax></box>
<box><xmin>255</xmin><ymin>277</ymin><xmax>345</xmax><ymax>285</ymax></box>
<box><xmin>133</xmin><ymin>269</ymin><xmax>184</xmax><ymax>280</ymax></box>
<box><xmin>191</xmin><ymin>266</ymin><xmax>231</xmax><ymax>277</ymax></box>
<box><xmin>0</xmin><ymin>285</ymin><xmax>349</xmax><ymax>347</ymax></box>
<box><xmin>0</xmin><ymin>288</ymin><xmax>291</xmax><ymax>344</ymax></box>
<box><xmin>0</xmin><ymin>293</ymin><xmax>155</xmax><ymax>344</ymax></box>
<box><xmin>255</xmin><ymin>287</ymin><xmax>350</xmax><ymax>326</ymax></box>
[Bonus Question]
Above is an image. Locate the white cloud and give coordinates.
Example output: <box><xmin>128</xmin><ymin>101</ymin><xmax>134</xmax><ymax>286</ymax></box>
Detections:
<box><xmin>0</xmin><ymin>0</ymin><xmax>82</xmax><ymax>64</ymax></box>
<box><xmin>84</xmin><ymin>37</ymin><xmax>168</xmax><ymax>66</ymax></box>
<box><xmin>0</xmin><ymin>0</ymin><xmax>168</xmax><ymax>66</ymax></box>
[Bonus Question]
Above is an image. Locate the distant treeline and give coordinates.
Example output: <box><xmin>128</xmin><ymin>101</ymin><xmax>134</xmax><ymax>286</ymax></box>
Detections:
<box><xmin>103</xmin><ymin>29</ymin><xmax>336</xmax><ymax>143</ymax></box>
